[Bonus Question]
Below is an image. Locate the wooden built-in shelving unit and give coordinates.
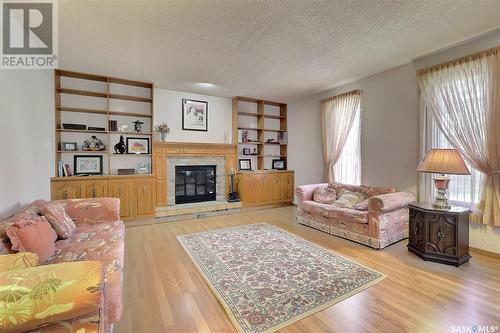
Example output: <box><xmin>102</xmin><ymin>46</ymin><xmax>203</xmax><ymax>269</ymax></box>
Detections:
<box><xmin>232</xmin><ymin>96</ymin><xmax>288</xmax><ymax>170</ymax></box>
<box><xmin>54</xmin><ymin>69</ymin><xmax>154</xmax><ymax>177</ymax></box>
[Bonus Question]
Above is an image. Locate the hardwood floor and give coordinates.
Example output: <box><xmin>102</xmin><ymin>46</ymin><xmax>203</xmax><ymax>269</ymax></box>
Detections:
<box><xmin>114</xmin><ymin>206</ymin><xmax>500</xmax><ymax>333</ymax></box>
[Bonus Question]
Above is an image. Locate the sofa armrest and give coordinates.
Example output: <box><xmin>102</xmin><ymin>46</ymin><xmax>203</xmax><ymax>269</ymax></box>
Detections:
<box><xmin>369</xmin><ymin>192</ymin><xmax>416</xmax><ymax>214</ymax></box>
<box><xmin>57</xmin><ymin>198</ymin><xmax>120</xmax><ymax>224</ymax></box>
<box><xmin>296</xmin><ymin>183</ymin><xmax>328</xmax><ymax>209</ymax></box>
<box><xmin>0</xmin><ymin>261</ymin><xmax>104</xmax><ymax>333</ymax></box>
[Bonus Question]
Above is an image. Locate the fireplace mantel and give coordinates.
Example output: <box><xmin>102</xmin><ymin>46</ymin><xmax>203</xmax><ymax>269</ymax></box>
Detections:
<box><xmin>153</xmin><ymin>141</ymin><xmax>237</xmax><ymax>207</ymax></box>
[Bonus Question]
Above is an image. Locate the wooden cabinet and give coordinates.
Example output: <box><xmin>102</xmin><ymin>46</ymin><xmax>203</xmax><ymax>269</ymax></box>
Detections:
<box><xmin>108</xmin><ymin>179</ymin><xmax>133</xmax><ymax>219</ymax></box>
<box><xmin>237</xmin><ymin>170</ymin><xmax>294</xmax><ymax>208</ymax></box>
<box><xmin>81</xmin><ymin>180</ymin><xmax>108</xmax><ymax>198</ymax></box>
<box><xmin>51</xmin><ymin>175</ymin><xmax>155</xmax><ymax>220</ymax></box>
<box><xmin>51</xmin><ymin>181</ymin><xmax>81</xmax><ymax>200</ymax></box>
<box><xmin>408</xmin><ymin>203</ymin><xmax>470</xmax><ymax>266</ymax></box>
<box><xmin>134</xmin><ymin>178</ymin><xmax>156</xmax><ymax>217</ymax></box>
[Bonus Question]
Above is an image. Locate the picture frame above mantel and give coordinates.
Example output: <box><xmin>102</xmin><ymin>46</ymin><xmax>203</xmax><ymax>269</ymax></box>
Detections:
<box><xmin>182</xmin><ymin>98</ymin><xmax>208</xmax><ymax>132</ymax></box>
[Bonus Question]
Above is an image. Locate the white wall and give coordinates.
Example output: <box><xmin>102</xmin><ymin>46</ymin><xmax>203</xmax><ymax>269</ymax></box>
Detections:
<box><xmin>288</xmin><ymin>63</ymin><xmax>419</xmax><ymax>196</ymax></box>
<box><xmin>153</xmin><ymin>88</ymin><xmax>232</xmax><ymax>144</ymax></box>
<box><xmin>0</xmin><ymin>70</ymin><xmax>54</xmax><ymax>216</ymax></box>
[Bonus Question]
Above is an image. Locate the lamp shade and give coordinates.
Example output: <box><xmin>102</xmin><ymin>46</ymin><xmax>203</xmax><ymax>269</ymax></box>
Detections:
<box><xmin>417</xmin><ymin>149</ymin><xmax>470</xmax><ymax>175</ymax></box>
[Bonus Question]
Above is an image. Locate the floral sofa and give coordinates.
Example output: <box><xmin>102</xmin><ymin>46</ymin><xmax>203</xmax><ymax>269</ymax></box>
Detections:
<box><xmin>296</xmin><ymin>182</ymin><xmax>415</xmax><ymax>249</ymax></box>
<box><xmin>0</xmin><ymin>198</ymin><xmax>124</xmax><ymax>333</ymax></box>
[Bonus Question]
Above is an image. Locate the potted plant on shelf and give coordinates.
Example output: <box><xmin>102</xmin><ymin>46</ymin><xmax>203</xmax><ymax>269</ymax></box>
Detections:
<box><xmin>155</xmin><ymin>122</ymin><xmax>170</xmax><ymax>142</ymax></box>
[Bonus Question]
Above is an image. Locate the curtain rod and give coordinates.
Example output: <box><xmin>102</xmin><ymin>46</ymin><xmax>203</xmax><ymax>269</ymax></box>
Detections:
<box><xmin>417</xmin><ymin>45</ymin><xmax>499</xmax><ymax>76</ymax></box>
<box><xmin>320</xmin><ymin>89</ymin><xmax>361</xmax><ymax>104</ymax></box>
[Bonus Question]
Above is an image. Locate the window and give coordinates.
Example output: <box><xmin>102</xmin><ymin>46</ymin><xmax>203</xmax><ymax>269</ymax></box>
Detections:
<box><xmin>333</xmin><ymin>105</ymin><xmax>361</xmax><ymax>185</ymax></box>
<box><xmin>429</xmin><ymin>116</ymin><xmax>484</xmax><ymax>207</ymax></box>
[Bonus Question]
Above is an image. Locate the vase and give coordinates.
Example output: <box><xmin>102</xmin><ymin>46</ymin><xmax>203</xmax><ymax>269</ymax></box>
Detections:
<box><xmin>160</xmin><ymin>132</ymin><xmax>167</xmax><ymax>142</ymax></box>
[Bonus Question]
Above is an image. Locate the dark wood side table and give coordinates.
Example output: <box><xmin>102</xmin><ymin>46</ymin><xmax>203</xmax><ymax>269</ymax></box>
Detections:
<box><xmin>408</xmin><ymin>202</ymin><xmax>471</xmax><ymax>266</ymax></box>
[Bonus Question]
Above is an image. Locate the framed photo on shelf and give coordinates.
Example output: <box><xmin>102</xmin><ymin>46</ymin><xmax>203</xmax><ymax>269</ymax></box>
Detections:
<box><xmin>272</xmin><ymin>159</ymin><xmax>286</xmax><ymax>170</ymax></box>
<box><xmin>182</xmin><ymin>98</ymin><xmax>208</xmax><ymax>131</ymax></box>
<box><xmin>239</xmin><ymin>159</ymin><xmax>252</xmax><ymax>171</ymax></box>
<box><xmin>61</xmin><ymin>142</ymin><xmax>78</xmax><ymax>151</ymax></box>
<box><xmin>74</xmin><ymin>155</ymin><xmax>103</xmax><ymax>175</ymax></box>
<box><xmin>126</xmin><ymin>137</ymin><xmax>150</xmax><ymax>154</ymax></box>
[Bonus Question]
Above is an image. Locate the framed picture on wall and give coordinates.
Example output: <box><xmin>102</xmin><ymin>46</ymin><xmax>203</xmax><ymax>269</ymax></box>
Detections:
<box><xmin>126</xmin><ymin>137</ymin><xmax>150</xmax><ymax>154</ymax></box>
<box><xmin>239</xmin><ymin>159</ymin><xmax>252</xmax><ymax>171</ymax></box>
<box><xmin>74</xmin><ymin>155</ymin><xmax>103</xmax><ymax>175</ymax></box>
<box><xmin>182</xmin><ymin>99</ymin><xmax>208</xmax><ymax>131</ymax></box>
<box><xmin>272</xmin><ymin>159</ymin><xmax>286</xmax><ymax>170</ymax></box>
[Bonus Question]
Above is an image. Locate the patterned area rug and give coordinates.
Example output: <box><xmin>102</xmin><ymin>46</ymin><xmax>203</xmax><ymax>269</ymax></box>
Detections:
<box><xmin>177</xmin><ymin>223</ymin><xmax>385</xmax><ymax>333</ymax></box>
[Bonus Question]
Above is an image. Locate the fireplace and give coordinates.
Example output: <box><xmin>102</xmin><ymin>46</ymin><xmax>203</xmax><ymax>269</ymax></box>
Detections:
<box><xmin>175</xmin><ymin>165</ymin><xmax>216</xmax><ymax>204</ymax></box>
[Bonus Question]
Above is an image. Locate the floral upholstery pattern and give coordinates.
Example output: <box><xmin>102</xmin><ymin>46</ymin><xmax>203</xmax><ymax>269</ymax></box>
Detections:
<box><xmin>0</xmin><ymin>253</ymin><xmax>39</xmax><ymax>272</ymax></box>
<box><xmin>59</xmin><ymin>198</ymin><xmax>120</xmax><ymax>225</ymax></box>
<box><xmin>0</xmin><ymin>261</ymin><xmax>103</xmax><ymax>333</ymax></box>
<box><xmin>297</xmin><ymin>183</ymin><xmax>415</xmax><ymax>249</ymax></box>
<box><xmin>178</xmin><ymin>223</ymin><xmax>384</xmax><ymax>333</ymax></box>
<box><xmin>40</xmin><ymin>203</ymin><xmax>76</xmax><ymax>239</ymax></box>
<box><xmin>48</xmin><ymin>220</ymin><xmax>124</xmax><ymax>325</ymax></box>
<box><xmin>0</xmin><ymin>198</ymin><xmax>123</xmax><ymax>333</ymax></box>
<box><xmin>0</xmin><ymin>200</ymin><xmax>48</xmax><ymax>243</ymax></box>
<box><xmin>312</xmin><ymin>185</ymin><xmax>337</xmax><ymax>204</ymax></box>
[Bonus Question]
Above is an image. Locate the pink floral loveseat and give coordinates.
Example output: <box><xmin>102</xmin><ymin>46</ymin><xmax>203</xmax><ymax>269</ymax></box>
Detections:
<box><xmin>296</xmin><ymin>182</ymin><xmax>415</xmax><ymax>249</ymax></box>
<box><xmin>0</xmin><ymin>198</ymin><xmax>124</xmax><ymax>333</ymax></box>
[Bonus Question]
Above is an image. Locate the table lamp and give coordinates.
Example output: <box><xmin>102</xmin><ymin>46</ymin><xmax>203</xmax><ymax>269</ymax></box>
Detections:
<box><xmin>417</xmin><ymin>149</ymin><xmax>470</xmax><ymax>210</ymax></box>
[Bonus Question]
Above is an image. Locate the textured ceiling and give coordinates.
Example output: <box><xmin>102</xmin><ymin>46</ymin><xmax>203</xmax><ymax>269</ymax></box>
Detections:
<box><xmin>58</xmin><ymin>0</ymin><xmax>500</xmax><ymax>102</ymax></box>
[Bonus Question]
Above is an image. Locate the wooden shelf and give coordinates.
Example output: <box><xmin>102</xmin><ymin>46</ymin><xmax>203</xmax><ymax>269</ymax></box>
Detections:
<box><xmin>257</xmin><ymin>155</ymin><xmax>287</xmax><ymax>158</ymax></box>
<box><xmin>109</xmin><ymin>131</ymin><xmax>152</xmax><ymax>135</ymax></box>
<box><xmin>237</xmin><ymin>112</ymin><xmax>285</xmax><ymax>119</ymax></box>
<box><xmin>57</xmin><ymin>128</ymin><xmax>108</xmax><ymax>134</ymax></box>
<box><xmin>263</xmin><ymin>129</ymin><xmax>286</xmax><ymax>132</ymax></box>
<box><xmin>109</xmin><ymin>111</ymin><xmax>152</xmax><ymax>118</ymax></box>
<box><xmin>237</xmin><ymin>142</ymin><xmax>286</xmax><ymax>145</ymax></box>
<box><xmin>57</xmin><ymin>150</ymin><xmax>109</xmax><ymax>154</ymax></box>
<box><xmin>57</xmin><ymin>88</ymin><xmax>107</xmax><ymax>98</ymax></box>
<box><xmin>57</xmin><ymin>106</ymin><xmax>108</xmax><ymax>115</ymax></box>
<box><xmin>238</xmin><ymin>127</ymin><xmax>259</xmax><ymax>131</ymax></box>
<box><xmin>109</xmin><ymin>93</ymin><xmax>152</xmax><ymax>103</ymax></box>
<box><xmin>110</xmin><ymin>153</ymin><xmax>151</xmax><ymax>157</ymax></box>
<box><xmin>55</xmin><ymin>69</ymin><xmax>154</xmax><ymax>177</ymax></box>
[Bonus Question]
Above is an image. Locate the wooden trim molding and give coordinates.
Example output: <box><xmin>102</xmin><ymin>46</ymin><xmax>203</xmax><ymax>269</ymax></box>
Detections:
<box><xmin>153</xmin><ymin>141</ymin><xmax>237</xmax><ymax>207</ymax></box>
<box><xmin>320</xmin><ymin>89</ymin><xmax>361</xmax><ymax>104</ymax></box>
<box><xmin>469</xmin><ymin>247</ymin><xmax>500</xmax><ymax>259</ymax></box>
<box><xmin>417</xmin><ymin>45</ymin><xmax>500</xmax><ymax>76</ymax></box>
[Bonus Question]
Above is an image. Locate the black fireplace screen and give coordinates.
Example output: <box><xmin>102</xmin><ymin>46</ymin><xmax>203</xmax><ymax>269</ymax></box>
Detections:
<box><xmin>175</xmin><ymin>165</ymin><xmax>216</xmax><ymax>204</ymax></box>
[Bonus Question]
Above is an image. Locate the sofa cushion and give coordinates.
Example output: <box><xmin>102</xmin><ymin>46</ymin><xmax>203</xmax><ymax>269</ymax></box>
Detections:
<box><xmin>328</xmin><ymin>205</ymin><xmax>369</xmax><ymax>224</ymax></box>
<box><xmin>48</xmin><ymin>220</ymin><xmax>125</xmax><ymax>324</ymax></box>
<box><xmin>0</xmin><ymin>200</ymin><xmax>47</xmax><ymax>242</ymax></box>
<box><xmin>313</xmin><ymin>185</ymin><xmax>337</xmax><ymax>204</ymax></box>
<box><xmin>334</xmin><ymin>190</ymin><xmax>367</xmax><ymax>208</ymax></box>
<box><xmin>41</xmin><ymin>202</ymin><xmax>76</xmax><ymax>239</ymax></box>
<box><xmin>6</xmin><ymin>216</ymin><xmax>58</xmax><ymax>262</ymax></box>
<box><xmin>353</xmin><ymin>198</ymin><xmax>369</xmax><ymax>211</ymax></box>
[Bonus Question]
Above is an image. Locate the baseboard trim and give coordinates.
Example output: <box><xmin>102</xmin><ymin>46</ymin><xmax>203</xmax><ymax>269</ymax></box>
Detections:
<box><xmin>469</xmin><ymin>247</ymin><xmax>500</xmax><ymax>259</ymax></box>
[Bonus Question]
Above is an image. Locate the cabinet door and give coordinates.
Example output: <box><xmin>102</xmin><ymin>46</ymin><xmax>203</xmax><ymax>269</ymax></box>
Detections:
<box><xmin>271</xmin><ymin>174</ymin><xmax>282</xmax><ymax>202</ymax></box>
<box><xmin>135</xmin><ymin>178</ymin><xmax>156</xmax><ymax>217</ymax></box>
<box><xmin>409</xmin><ymin>208</ymin><xmax>426</xmax><ymax>252</ymax></box>
<box><xmin>281</xmin><ymin>173</ymin><xmax>293</xmax><ymax>201</ymax></box>
<box><xmin>426</xmin><ymin>214</ymin><xmax>457</xmax><ymax>256</ymax></box>
<box><xmin>81</xmin><ymin>180</ymin><xmax>108</xmax><ymax>198</ymax></box>
<box><xmin>108</xmin><ymin>179</ymin><xmax>132</xmax><ymax>219</ymax></box>
<box><xmin>52</xmin><ymin>181</ymin><xmax>81</xmax><ymax>200</ymax></box>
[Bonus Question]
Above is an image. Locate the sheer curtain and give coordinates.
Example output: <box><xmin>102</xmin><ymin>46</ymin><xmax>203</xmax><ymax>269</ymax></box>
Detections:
<box><xmin>418</xmin><ymin>47</ymin><xmax>500</xmax><ymax>226</ymax></box>
<box><xmin>333</xmin><ymin>105</ymin><xmax>361</xmax><ymax>185</ymax></box>
<box><xmin>320</xmin><ymin>90</ymin><xmax>361</xmax><ymax>183</ymax></box>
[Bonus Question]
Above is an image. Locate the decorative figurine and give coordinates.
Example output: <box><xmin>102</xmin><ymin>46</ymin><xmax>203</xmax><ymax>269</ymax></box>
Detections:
<box><xmin>82</xmin><ymin>136</ymin><xmax>105</xmax><ymax>151</ymax></box>
<box><xmin>133</xmin><ymin>120</ymin><xmax>144</xmax><ymax>133</ymax></box>
<box><xmin>114</xmin><ymin>135</ymin><xmax>126</xmax><ymax>154</ymax></box>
